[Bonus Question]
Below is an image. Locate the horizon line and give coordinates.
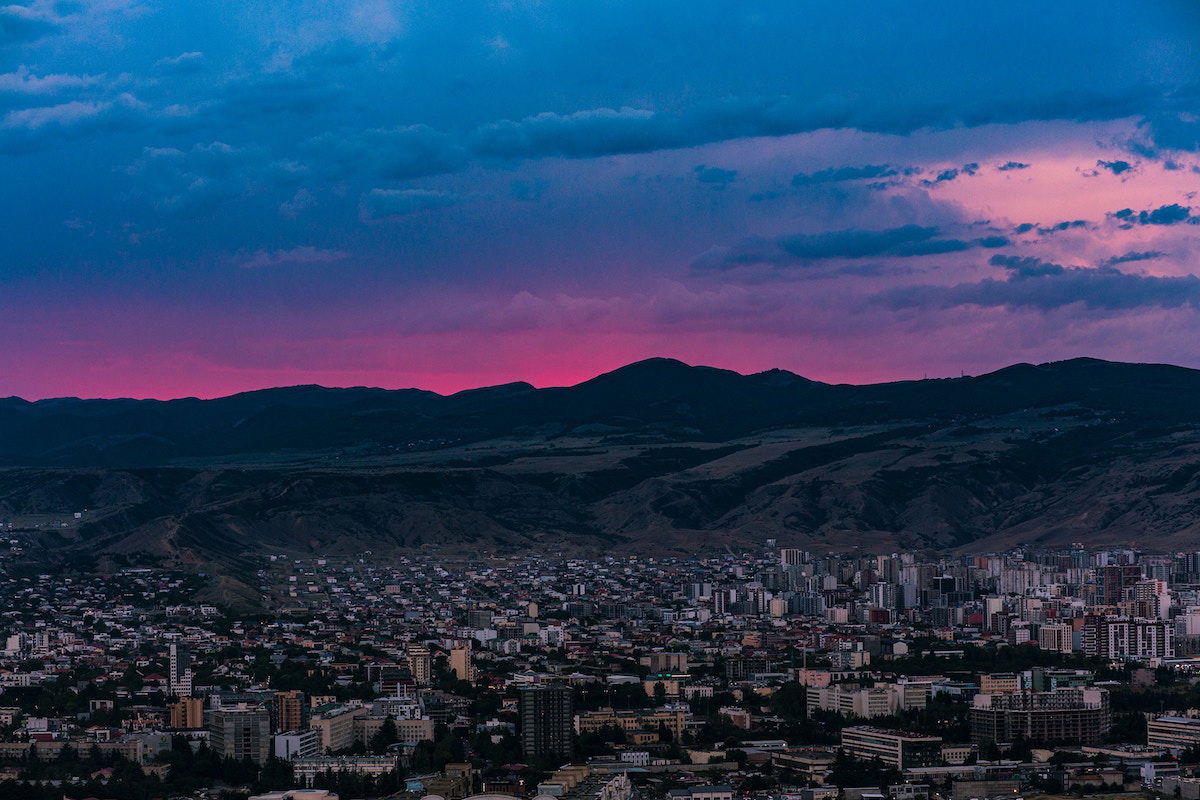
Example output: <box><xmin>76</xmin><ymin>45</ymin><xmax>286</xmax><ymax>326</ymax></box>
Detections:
<box><xmin>0</xmin><ymin>353</ymin><xmax>1170</xmax><ymax>405</ymax></box>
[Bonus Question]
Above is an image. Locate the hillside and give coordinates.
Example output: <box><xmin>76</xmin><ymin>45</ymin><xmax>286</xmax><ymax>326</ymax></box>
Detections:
<box><xmin>4</xmin><ymin>357</ymin><xmax>1200</xmax><ymax>596</ymax></box>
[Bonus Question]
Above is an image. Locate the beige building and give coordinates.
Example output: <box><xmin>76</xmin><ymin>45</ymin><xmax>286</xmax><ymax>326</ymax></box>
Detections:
<box><xmin>309</xmin><ymin>705</ymin><xmax>367</xmax><ymax>753</ymax></box>
<box><xmin>354</xmin><ymin>714</ymin><xmax>435</xmax><ymax>744</ymax></box>
<box><xmin>979</xmin><ymin>673</ymin><xmax>1021</xmax><ymax>694</ymax></box>
<box><xmin>575</xmin><ymin>706</ymin><xmax>687</xmax><ymax>739</ymax></box>
<box><xmin>450</xmin><ymin>642</ymin><xmax>476</xmax><ymax>682</ymax></box>
<box><xmin>646</xmin><ymin>652</ymin><xmax>690</xmax><ymax>673</ymax></box>
<box><xmin>407</xmin><ymin>644</ymin><xmax>432</xmax><ymax>686</ymax></box>
<box><xmin>1038</xmin><ymin>624</ymin><xmax>1075</xmax><ymax>654</ymax></box>
<box><xmin>169</xmin><ymin>697</ymin><xmax>204</xmax><ymax>729</ymax></box>
<box><xmin>806</xmin><ymin>683</ymin><xmax>927</xmax><ymax>718</ymax></box>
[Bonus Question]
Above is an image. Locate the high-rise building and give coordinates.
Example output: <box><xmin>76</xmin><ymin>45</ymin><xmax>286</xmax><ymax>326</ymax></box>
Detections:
<box><xmin>450</xmin><ymin>641</ymin><xmax>476</xmax><ymax>683</ymax></box>
<box><xmin>781</xmin><ymin>549</ymin><xmax>805</xmax><ymax>567</ymax></box>
<box><xmin>1097</xmin><ymin>564</ymin><xmax>1143</xmax><ymax>605</ymax></box>
<box><xmin>275</xmin><ymin>690</ymin><xmax>307</xmax><ymax>733</ymax></box>
<box><xmin>208</xmin><ymin>706</ymin><xmax>272</xmax><ymax>764</ymax></box>
<box><xmin>407</xmin><ymin>644</ymin><xmax>432</xmax><ymax>686</ymax></box>
<box><xmin>1130</xmin><ymin>579</ymin><xmax>1171</xmax><ymax>620</ymax></box>
<box><xmin>519</xmin><ymin>684</ymin><xmax>573</xmax><ymax>760</ymax></box>
<box><xmin>1083</xmin><ymin>615</ymin><xmax>1174</xmax><ymax>659</ymax></box>
<box><xmin>168</xmin><ymin>697</ymin><xmax>204</xmax><ymax>729</ymax></box>
<box><xmin>168</xmin><ymin>642</ymin><xmax>193</xmax><ymax>698</ymax></box>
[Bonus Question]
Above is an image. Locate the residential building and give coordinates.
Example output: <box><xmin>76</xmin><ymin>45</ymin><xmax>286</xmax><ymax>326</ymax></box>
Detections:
<box><xmin>208</xmin><ymin>706</ymin><xmax>272</xmax><ymax>764</ymax></box>
<box><xmin>520</xmin><ymin>683</ymin><xmax>574</xmax><ymax>760</ymax></box>
<box><xmin>969</xmin><ymin>688</ymin><xmax>1110</xmax><ymax>745</ymax></box>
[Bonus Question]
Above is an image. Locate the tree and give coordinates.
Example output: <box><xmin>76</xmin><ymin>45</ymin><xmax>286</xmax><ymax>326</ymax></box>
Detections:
<box><xmin>369</xmin><ymin>715</ymin><xmax>399</xmax><ymax>755</ymax></box>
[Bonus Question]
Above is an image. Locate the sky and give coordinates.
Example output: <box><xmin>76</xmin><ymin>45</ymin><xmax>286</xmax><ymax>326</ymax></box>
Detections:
<box><xmin>3</xmin><ymin>1</ymin><xmax>1200</xmax><ymax>399</ymax></box>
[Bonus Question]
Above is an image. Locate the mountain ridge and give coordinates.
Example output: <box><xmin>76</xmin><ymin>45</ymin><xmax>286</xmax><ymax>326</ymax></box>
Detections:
<box><xmin>5</xmin><ymin>355</ymin><xmax>1200</xmax><ymax>608</ymax></box>
<box><xmin>3</xmin><ymin>355</ymin><xmax>1197</xmax><ymax>468</ymax></box>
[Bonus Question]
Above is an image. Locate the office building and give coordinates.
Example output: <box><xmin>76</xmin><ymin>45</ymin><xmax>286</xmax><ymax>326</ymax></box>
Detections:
<box><xmin>840</xmin><ymin>726</ymin><xmax>942</xmax><ymax>769</ymax></box>
<box><xmin>1149</xmin><ymin>716</ymin><xmax>1200</xmax><ymax>752</ymax></box>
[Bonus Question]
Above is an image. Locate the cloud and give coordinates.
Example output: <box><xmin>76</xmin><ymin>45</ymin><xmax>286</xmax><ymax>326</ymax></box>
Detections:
<box><xmin>880</xmin><ymin>257</ymin><xmax>1200</xmax><ymax>312</ymax></box>
<box><xmin>1136</xmin><ymin>112</ymin><xmax>1200</xmax><ymax>155</ymax></box>
<box><xmin>791</xmin><ymin>164</ymin><xmax>901</xmax><ymax>185</ymax></box>
<box><xmin>1013</xmin><ymin>219</ymin><xmax>1090</xmax><ymax>235</ymax></box>
<box><xmin>471</xmin><ymin>106</ymin><xmax>683</xmax><ymax>160</ymax></box>
<box><xmin>1112</xmin><ymin>203</ymin><xmax>1194</xmax><ymax>226</ymax></box>
<box><xmin>360</xmin><ymin>188</ymin><xmax>462</xmax><ymax>220</ymax></box>
<box><xmin>457</xmin><ymin>85</ymin><xmax>1176</xmax><ymax>168</ymax></box>
<box><xmin>1102</xmin><ymin>250</ymin><xmax>1165</xmax><ymax>266</ymax></box>
<box><xmin>696</xmin><ymin>225</ymin><xmax>1009</xmax><ymax>269</ymax></box>
<box><xmin>153</xmin><ymin>52</ymin><xmax>205</xmax><ymax>74</ymax></box>
<box><xmin>238</xmin><ymin>246</ymin><xmax>348</xmax><ymax>268</ymax></box>
<box><xmin>309</xmin><ymin>124</ymin><xmax>467</xmax><ymax>180</ymax></box>
<box><xmin>279</xmin><ymin>188</ymin><xmax>316</xmax><ymax>218</ymax></box>
<box><xmin>997</xmin><ymin>161</ymin><xmax>1030</xmax><ymax>171</ymax></box>
<box><xmin>919</xmin><ymin>163</ymin><xmax>979</xmax><ymax>186</ymax></box>
<box><xmin>2</xmin><ymin>99</ymin><xmax>107</xmax><ymax>129</ymax></box>
<box><xmin>0</xmin><ymin>92</ymin><xmax>146</xmax><ymax>152</ymax></box>
<box><xmin>0</xmin><ymin>65</ymin><xmax>103</xmax><ymax>94</ymax></box>
<box><xmin>0</xmin><ymin>4</ymin><xmax>62</xmax><ymax>45</ymax></box>
<box><xmin>989</xmin><ymin>254</ymin><xmax>1066</xmax><ymax>277</ymax></box>
<box><xmin>1096</xmin><ymin>158</ymin><xmax>1132</xmax><ymax>175</ymax></box>
<box><xmin>694</xmin><ymin>164</ymin><xmax>736</xmax><ymax>186</ymax></box>
<box><xmin>124</xmin><ymin>140</ymin><xmax>260</xmax><ymax>216</ymax></box>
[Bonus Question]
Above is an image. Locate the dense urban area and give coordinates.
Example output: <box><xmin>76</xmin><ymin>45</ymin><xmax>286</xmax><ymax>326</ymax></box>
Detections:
<box><xmin>5</xmin><ymin>545</ymin><xmax>1200</xmax><ymax>800</ymax></box>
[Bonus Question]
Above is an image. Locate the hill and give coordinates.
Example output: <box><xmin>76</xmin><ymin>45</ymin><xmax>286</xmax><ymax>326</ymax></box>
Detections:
<box><xmin>4</xmin><ymin>357</ymin><xmax>1200</xmax><ymax>603</ymax></box>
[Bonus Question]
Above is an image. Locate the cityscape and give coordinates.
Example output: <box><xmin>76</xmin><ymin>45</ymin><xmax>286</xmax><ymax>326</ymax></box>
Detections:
<box><xmin>5</xmin><ymin>546</ymin><xmax>1200</xmax><ymax>800</ymax></box>
<box><xmin>5</xmin><ymin>2</ymin><xmax>1200</xmax><ymax>800</ymax></box>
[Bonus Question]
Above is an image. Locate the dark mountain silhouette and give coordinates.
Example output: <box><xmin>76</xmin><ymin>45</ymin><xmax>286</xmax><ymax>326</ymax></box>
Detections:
<box><xmin>4</xmin><ymin>356</ymin><xmax>1200</xmax><ymax>607</ymax></box>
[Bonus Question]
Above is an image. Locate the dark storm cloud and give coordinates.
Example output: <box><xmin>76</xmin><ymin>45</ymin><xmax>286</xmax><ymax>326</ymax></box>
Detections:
<box><xmin>790</xmin><ymin>164</ymin><xmax>903</xmax><ymax>185</ymax></box>
<box><xmin>919</xmin><ymin>163</ymin><xmax>980</xmax><ymax>187</ymax></box>
<box><xmin>696</xmin><ymin>225</ymin><xmax>1010</xmax><ymax>269</ymax></box>
<box><xmin>1112</xmin><ymin>203</ymin><xmax>1195</xmax><ymax>226</ymax></box>
<box><xmin>880</xmin><ymin>257</ymin><xmax>1200</xmax><ymax>312</ymax></box>
<box><xmin>1012</xmin><ymin>220</ymin><xmax>1091</xmax><ymax>236</ymax></box>
<box><xmin>1096</xmin><ymin>159</ymin><xmax>1133</xmax><ymax>174</ymax></box>
<box><xmin>1103</xmin><ymin>250</ymin><xmax>1166</xmax><ymax>266</ymax></box>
